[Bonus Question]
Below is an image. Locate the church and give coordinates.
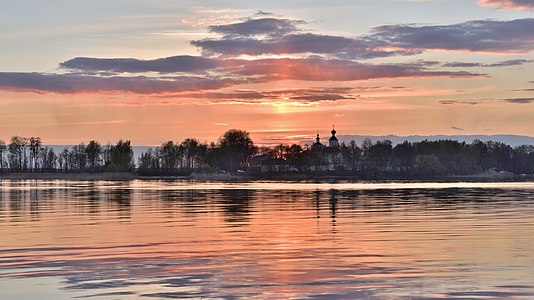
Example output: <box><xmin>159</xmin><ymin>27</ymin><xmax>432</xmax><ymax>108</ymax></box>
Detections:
<box><xmin>248</xmin><ymin>126</ymin><xmax>346</xmax><ymax>173</ymax></box>
<box><xmin>310</xmin><ymin>126</ymin><xmax>343</xmax><ymax>171</ymax></box>
<box><xmin>313</xmin><ymin>126</ymin><xmax>340</xmax><ymax>148</ymax></box>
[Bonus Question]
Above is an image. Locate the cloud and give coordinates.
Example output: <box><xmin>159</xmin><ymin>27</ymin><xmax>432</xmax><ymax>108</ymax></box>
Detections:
<box><xmin>479</xmin><ymin>0</ymin><xmax>534</xmax><ymax>10</ymax></box>
<box><xmin>370</xmin><ymin>18</ymin><xmax>534</xmax><ymax>53</ymax></box>
<box><xmin>60</xmin><ymin>55</ymin><xmax>483</xmax><ymax>82</ymax></box>
<box><xmin>61</xmin><ymin>56</ymin><xmax>220</xmax><ymax>74</ymax></box>
<box><xmin>507</xmin><ymin>88</ymin><xmax>534</xmax><ymax>92</ymax></box>
<box><xmin>504</xmin><ymin>97</ymin><xmax>534</xmax><ymax>103</ymax></box>
<box><xmin>410</xmin><ymin>60</ymin><xmax>442</xmax><ymax>67</ymax></box>
<box><xmin>192</xmin><ymin>32</ymin><xmax>420</xmax><ymax>59</ymax></box>
<box><xmin>233</xmin><ymin>58</ymin><xmax>485</xmax><ymax>81</ymax></box>
<box><xmin>290</xmin><ymin>94</ymin><xmax>356</xmax><ymax>101</ymax></box>
<box><xmin>0</xmin><ymin>56</ymin><xmax>483</xmax><ymax>95</ymax></box>
<box><xmin>192</xmin><ymin>15</ymin><xmax>422</xmax><ymax>59</ymax></box>
<box><xmin>193</xmin><ymin>15</ymin><xmax>534</xmax><ymax>59</ymax></box>
<box><xmin>442</xmin><ymin>97</ymin><xmax>534</xmax><ymax>105</ymax></box>
<box><xmin>177</xmin><ymin>87</ymin><xmax>359</xmax><ymax>104</ymax></box>
<box><xmin>451</xmin><ymin>126</ymin><xmax>464</xmax><ymax>131</ymax></box>
<box><xmin>174</xmin><ymin>85</ymin><xmax>470</xmax><ymax>104</ymax></box>
<box><xmin>0</xmin><ymin>72</ymin><xmax>233</xmax><ymax>94</ymax></box>
<box><xmin>443</xmin><ymin>59</ymin><xmax>533</xmax><ymax>68</ymax></box>
<box><xmin>208</xmin><ymin>17</ymin><xmax>303</xmax><ymax>37</ymax></box>
<box><xmin>0</xmin><ymin>13</ymin><xmax>503</xmax><ymax>96</ymax></box>
<box><xmin>179</xmin><ymin>90</ymin><xmax>267</xmax><ymax>101</ymax></box>
<box><xmin>439</xmin><ymin>100</ymin><xmax>482</xmax><ymax>105</ymax></box>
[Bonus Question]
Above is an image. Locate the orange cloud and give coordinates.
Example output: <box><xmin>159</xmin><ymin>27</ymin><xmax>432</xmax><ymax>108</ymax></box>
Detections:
<box><xmin>479</xmin><ymin>0</ymin><xmax>534</xmax><ymax>10</ymax></box>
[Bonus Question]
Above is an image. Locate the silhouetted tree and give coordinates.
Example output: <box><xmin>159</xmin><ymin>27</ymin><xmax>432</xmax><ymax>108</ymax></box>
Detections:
<box><xmin>219</xmin><ymin>129</ymin><xmax>256</xmax><ymax>172</ymax></box>
<box><xmin>341</xmin><ymin>140</ymin><xmax>361</xmax><ymax>173</ymax></box>
<box><xmin>71</xmin><ymin>143</ymin><xmax>87</xmax><ymax>171</ymax></box>
<box><xmin>393</xmin><ymin>141</ymin><xmax>416</xmax><ymax>174</ymax></box>
<box><xmin>29</xmin><ymin>137</ymin><xmax>42</xmax><ymax>171</ymax></box>
<box><xmin>181</xmin><ymin>138</ymin><xmax>207</xmax><ymax>171</ymax></box>
<box><xmin>365</xmin><ymin>140</ymin><xmax>393</xmax><ymax>176</ymax></box>
<box><xmin>512</xmin><ymin>145</ymin><xmax>534</xmax><ymax>174</ymax></box>
<box><xmin>416</xmin><ymin>155</ymin><xmax>445</xmax><ymax>176</ymax></box>
<box><xmin>40</xmin><ymin>147</ymin><xmax>57</xmax><ymax>171</ymax></box>
<box><xmin>138</xmin><ymin>148</ymin><xmax>159</xmax><ymax>174</ymax></box>
<box><xmin>59</xmin><ymin>148</ymin><xmax>72</xmax><ymax>171</ymax></box>
<box><xmin>286</xmin><ymin>144</ymin><xmax>304</xmax><ymax>170</ymax></box>
<box><xmin>0</xmin><ymin>140</ymin><xmax>6</xmax><ymax>172</ymax></box>
<box><xmin>487</xmin><ymin>141</ymin><xmax>512</xmax><ymax>171</ymax></box>
<box><xmin>107</xmin><ymin>140</ymin><xmax>134</xmax><ymax>172</ymax></box>
<box><xmin>86</xmin><ymin>140</ymin><xmax>102</xmax><ymax>171</ymax></box>
<box><xmin>158</xmin><ymin>141</ymin><xmax>179</xmax><ymax>171</ymax></box>
<box><xmin>8</xmin><ymin>136</ymin><xmax>28</xmax><ymax>171</ymax></box>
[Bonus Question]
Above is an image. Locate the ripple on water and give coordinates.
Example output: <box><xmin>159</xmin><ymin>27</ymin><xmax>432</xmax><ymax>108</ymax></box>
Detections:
<box><xmin>0</xmin><ymin>180</ymin><xmax>534</xmax><ymax>299</ymax></box>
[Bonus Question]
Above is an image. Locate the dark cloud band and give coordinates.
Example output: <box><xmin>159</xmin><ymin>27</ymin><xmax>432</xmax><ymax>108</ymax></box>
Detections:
<box><xmin>61</xmin><ymin>56</ymin><xmax>219</xmax><ymax>74</ymax></box>
<box><xmin>443</xmin><ymin>59</ymin><xmax>533</xmax><ymax>68</ymax></box>
<box><xmin>504</xmin><ymin>97</ymin><xmax>534</xmax><ymax>104</ymax></box>
<box><xmin>193</xmin><ymin>16</ymin><xmax>534</xmax><ymax>58</ymax></box>
<box><xmin>208</xmin><ymin>17</ymin><xmax>303</xmax><ymax>37</ymax></box>
<box><xmin>370</xmin><ymin>18</ymin><xmax>534</xmax><ymax>53</ymax></box>
<box><xmin>0</xmin><ymin>73</ymin><xmax>231</xmax><ymax>94</ymax></box>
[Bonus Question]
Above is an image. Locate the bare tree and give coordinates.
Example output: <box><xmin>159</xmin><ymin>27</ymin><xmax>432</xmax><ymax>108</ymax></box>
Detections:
<box><xmin>29</xmin><ymin>137</ymin><xmax>42</xmax><ymax>171</ymax></box>
<box><xmin>0</xmin><ymin>140</ymin><xmax>6</xmax><ymax>172</ymax></box>
<box><xmin>8</xmin><ymin>136</ymin><xmax>29</xmax><ymax>171</ymax></box>
<box><xmin>86</xmin><ymin>140</ymin><xmax>102</xmax><ymax>171</ymax></box>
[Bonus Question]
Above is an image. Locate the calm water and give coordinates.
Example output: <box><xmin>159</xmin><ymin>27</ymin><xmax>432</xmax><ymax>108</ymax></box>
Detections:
<box><xmin>1</xmin><ymin>180</ymin><xmax>534</xmax><ymax>300</ymax></box>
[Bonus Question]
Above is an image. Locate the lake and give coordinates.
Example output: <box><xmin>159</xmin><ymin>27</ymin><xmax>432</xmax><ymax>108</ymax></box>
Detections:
<box><xmin>1</xmin><ymin>180</ymin><xmax>534</xmax><ymax>299</ymax></box>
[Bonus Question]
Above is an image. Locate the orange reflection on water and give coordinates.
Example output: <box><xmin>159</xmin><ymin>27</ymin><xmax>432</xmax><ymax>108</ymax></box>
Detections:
<box><xmin>1</xmin><ymin>180</ymin><xmax>534</xmax><ymax>299</ymax></box>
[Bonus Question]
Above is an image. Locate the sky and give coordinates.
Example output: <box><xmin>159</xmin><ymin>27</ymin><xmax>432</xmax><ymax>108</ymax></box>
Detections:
<box><xmin>0</xmin><ymin>0</ymin><xmax>533</xmax><ymax>145</ymax></box>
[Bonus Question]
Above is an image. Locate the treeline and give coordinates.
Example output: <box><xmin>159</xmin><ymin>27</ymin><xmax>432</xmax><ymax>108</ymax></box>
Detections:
<box><xmin>138</xmin><ymin>130</ymin><xmax>534</xmax><ymax>177</ymax></box>
<box><xmin>1</xmin><ymin>129</ymin><xmax>533</xmax><ymax>177</ymax></box>
<box><xmin>325</xmin><ymin>139</ymin><xmax>534</xmax><ymax>177</ymax></box>
<box><xmin>0</xmin><ymin>137</ymin><xmax>134</xmax><ymax>173</ymax></box>
<box><xmin>138</xmin><ymin>129</ymin><xmax>255</xmax><ymax>175</ymax></box>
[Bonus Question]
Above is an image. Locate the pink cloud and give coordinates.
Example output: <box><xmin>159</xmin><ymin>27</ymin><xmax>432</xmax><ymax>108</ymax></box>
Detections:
<box><xmin>479</xmin><ymin>0</ymin><xmax>534</xmax><ymax>10</ymax></box>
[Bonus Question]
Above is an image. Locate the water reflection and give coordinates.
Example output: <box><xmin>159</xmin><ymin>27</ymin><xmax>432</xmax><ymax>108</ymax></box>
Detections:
<box><xmin>103</xmin><ymin>185</ymin><xmax>132</xmax><ymax>219</ymax></box>
<box><xmin>329</xmin><ymin>189</ymin><xmax>337</xmax><ymax>233</ymax></box>
<box><xmin>219</xmin><ymin>189</ymin><xmax>254</xmax><ymax>224</ymax></box>
<box><xmin>0</xmin><ymin>180</ymin><xmax>534</xmax><ymax>299</ymax></box>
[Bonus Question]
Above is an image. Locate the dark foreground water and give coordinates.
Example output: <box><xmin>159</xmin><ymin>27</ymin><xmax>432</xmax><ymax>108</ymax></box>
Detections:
<box><xmin>1</xmin><ymin>180</ymin><xmax>534</xmax><ymax>300</ymax></box>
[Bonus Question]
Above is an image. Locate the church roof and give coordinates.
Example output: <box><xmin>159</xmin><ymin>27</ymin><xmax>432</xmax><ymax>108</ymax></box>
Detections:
<box><xmin>329</xmin><ymin>127</ymin><xmax>338</xmax><ymax>141</ymax></box>
<box><xmin>313</xmin><ymin>133</ymin><xmax>323</xmax><ymax>146</ymax></box>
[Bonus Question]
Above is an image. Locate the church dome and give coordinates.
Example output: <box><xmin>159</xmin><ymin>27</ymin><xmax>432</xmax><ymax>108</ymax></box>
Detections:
<box><xmin>329</xmin><ymin>126</ymin><xmax>339</xmax><ymax>147</ymax></box>
<box><xmin>329</xmin><ymin>127</ymin><xmax>338</xmax><ymax>141</ymax></box>
<box><xmin>313</xmin><ymin>132</ymin><xmax>323</xmax><ymax>146</ymax></box>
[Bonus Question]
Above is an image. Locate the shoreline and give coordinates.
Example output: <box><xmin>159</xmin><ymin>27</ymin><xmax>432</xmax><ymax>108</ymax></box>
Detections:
<box><xmin>0</xmin><ymin>172</ymin><xmax>137</xmax><ymax>181</ymax></box>
<box><xmin>0</xmin><ymin>172</ymin><xmax>532</xmax><ymax>183</ymax></box>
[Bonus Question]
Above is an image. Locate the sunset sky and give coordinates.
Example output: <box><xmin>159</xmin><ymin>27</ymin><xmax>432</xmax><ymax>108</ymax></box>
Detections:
<box><xmin>0</xmin><ymin>0</ymin><xmax>533</xmax><ymax>145</ymax></box>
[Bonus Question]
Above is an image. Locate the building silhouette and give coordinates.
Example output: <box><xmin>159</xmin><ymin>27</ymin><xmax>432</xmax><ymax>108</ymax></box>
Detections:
<box><xmin>329</xmin><ymin>126</ymin><xmax>339</xmax><ymax>148</ymax></box>
<box><xmin>311</xmin><ymin>125</ymin><xmax>342</xmax><ymax>171</ymax></box>
<box><xmin>249</xmin><ymin>126</ymin><xmax>347</xmax><ymax>173</ymax></box>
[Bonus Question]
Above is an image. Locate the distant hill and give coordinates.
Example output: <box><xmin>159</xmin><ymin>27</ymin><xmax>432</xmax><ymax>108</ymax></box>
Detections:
<box><xmin>336</xmin><ymin>135</ymin><xmax>534</xmax><ymax>147</ymax></box>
